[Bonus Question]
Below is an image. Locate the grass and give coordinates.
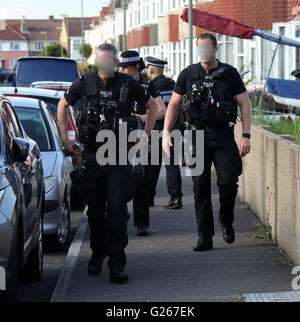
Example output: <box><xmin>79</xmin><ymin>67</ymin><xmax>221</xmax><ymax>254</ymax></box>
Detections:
<box><xmin>253</xmin><ymin>221</ymin><xmax>273</xmax><ymax>241</ymax></box>
<box><xmin>252</xmin><ymin>112</ymin><xmax>300</xmax><ymax>146</ymax></box>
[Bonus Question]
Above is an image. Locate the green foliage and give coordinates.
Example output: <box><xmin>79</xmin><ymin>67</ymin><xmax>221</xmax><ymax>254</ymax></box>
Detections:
<box><xmin>77</xmin><ymin>64</ymin><xmax>98</xmax><ymax>74</ymax></box>
<box><xmin>39</xmin><ymin>44</ymin><xmax>68</xmax><ymax>57</ymax></box>
<box><xmin>253</xmin><ymin>113</ymin><xmax>300</xmax><ymax>146</ymax></box>
<box><xmin>79</xmin><ymin>43</ymin><xmax>93</xmax><ymax>60</ymax></box>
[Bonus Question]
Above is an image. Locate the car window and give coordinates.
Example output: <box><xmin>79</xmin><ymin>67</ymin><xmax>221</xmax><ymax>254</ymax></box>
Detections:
<box><xmin>14</xmin><ymin>106</ymin><xmax>54</xmax><ymax>152</ymax></box>
<box><xmin>3</xmin><ymin>102</ymin><xmax>22</xmax><ymax>137</ymax></box>
<box><xmin>44</xmin><ymin>104</ymin><xmax>63</xmax><ymax>148</ymax></box>
<box><xmin>16</xmin><ymin>59</ymin><xmax>79</xmax><ymax>87</ymax></box>
<box><xmin>1</xmin><ymin>103</ymin><xmax>16</xmax><ymax>157</ymax></box>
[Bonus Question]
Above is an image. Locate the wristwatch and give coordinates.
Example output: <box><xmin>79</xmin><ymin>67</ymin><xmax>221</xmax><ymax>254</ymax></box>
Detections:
<box><xmin>242</xmin><ymin>133</ymin><xmax>251</xmax><ymax>139</ymax></box>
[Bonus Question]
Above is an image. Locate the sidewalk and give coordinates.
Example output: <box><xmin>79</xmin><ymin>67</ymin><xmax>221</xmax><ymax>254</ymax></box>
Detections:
<box><xmin>54</xmin><ymin>174</ymin><xmax>296</xmax><ymax>302</ymax></box>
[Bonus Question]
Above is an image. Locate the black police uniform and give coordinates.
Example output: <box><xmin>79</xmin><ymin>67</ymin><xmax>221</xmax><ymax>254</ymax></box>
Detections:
<box><xmin>64</xmin><ymin>71</ymin><xmax>150</xmax><ymax>270</ymax></box>
<box><xmin>132</xmin><ymin>75</ymin><xmax>161</xmax><ymax>229</ymax></box>
<box><xmin>145</xmin><ymin>60</ymin><xmax>183</xmax><ymax>206</ymax></box>
<box><xmin>174</xmin><ymin>60</ymin><xmax>245</xmax><ymax>240</ymax></box>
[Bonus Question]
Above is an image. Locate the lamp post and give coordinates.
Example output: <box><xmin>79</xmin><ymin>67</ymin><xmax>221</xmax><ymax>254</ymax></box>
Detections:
<box><xmin>40</xmin><ymin>31</ymin><xmax>48</xmax><ymax>56</ymax></box>
<box><xmin>81</xmin><ymin>0</ymin><xmax>84</xmax><ymax>63</ymax></box>
<box><xmin>122</xmin><ymin>0</ymin><xmax>127</xmax><ymax>51</ymax></box>
<box><xmin>189</xmin><ymin>0</ymin><xmax>193</xmax><ymax>65</ymax></box>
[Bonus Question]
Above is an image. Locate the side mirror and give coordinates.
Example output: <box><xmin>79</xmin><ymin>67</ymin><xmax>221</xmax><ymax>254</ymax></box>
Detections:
<box><xmin>12</xmin><ymin>138</ymin><xmax>30</xmax><ymax>163</ymax></box>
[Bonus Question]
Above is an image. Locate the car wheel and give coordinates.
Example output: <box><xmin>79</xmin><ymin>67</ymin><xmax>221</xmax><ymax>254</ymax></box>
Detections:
<box><xmin>20</xmin><ymin>211</ymin><xmax>44</xmax><ymax>284</ymax></box>
<box><xmin>45</xmin><ymin>199</ymin><xmax>70</xmax><ymax>251</ymax></box>
<box><xmin>0</xmin><ymin>225</ymin><xmax>21</xmax><ymax>302</ymax></box>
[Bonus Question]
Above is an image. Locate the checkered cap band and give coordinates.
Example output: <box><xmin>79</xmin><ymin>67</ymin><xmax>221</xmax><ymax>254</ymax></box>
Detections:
<box><xmin>120</xmin><ymin>56</ymin><xmax>141</xmax><ymax>63</ymax></box>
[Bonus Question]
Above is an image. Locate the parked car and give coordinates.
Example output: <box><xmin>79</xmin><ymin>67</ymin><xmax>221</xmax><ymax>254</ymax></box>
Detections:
<box><xmin>0</xmin><ymin>95</ymin><xmax>44</xmax><ymax>302</ymax></box>
<box><xmin>31</xmin><ymin>81</ymin><xmax>73</xmax><ymax>92</ymax></box>
<box><xmin>0</xmin><ymin>87</ymin><xmax>83</xmax><ymax>210</ymax></box>
<box><xmin>8</xmin><ymin>96</ymin><xmax>73</xmax><ymax>251</ymax></box>
<box><xmin>12</xmin><ymin>57</ymin><xmax>80</xmax><ymax>88</ymax></box>
<box><xmin>0</xmin><ymin>68</ymin><xmax>12</xmax><ymax>83</ymax></box>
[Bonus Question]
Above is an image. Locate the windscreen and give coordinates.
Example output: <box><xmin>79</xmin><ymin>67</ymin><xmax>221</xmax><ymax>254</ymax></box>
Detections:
<box><xmin>16</xmin><ymin>59</ymin><xmax>79</xmax><ymax>87</ymax></box>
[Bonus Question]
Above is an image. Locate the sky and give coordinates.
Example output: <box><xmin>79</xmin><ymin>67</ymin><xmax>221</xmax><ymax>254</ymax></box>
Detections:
<box><xmin>0</xmin><ymin>0</ymin><xmax>110</xmax><ymax>20</ymax></box>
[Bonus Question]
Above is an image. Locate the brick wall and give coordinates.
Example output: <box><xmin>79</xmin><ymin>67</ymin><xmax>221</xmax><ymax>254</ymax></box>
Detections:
<box><xmin>235</xmin><ymin>123</ymin><xmax>300</xmax><ymax>265</ymax></box>
<box><xmin>128</xmin><ymin>26</ymin><xmax>150</xmax><ymax>48</ymax></box>
<box><xmin>0</xmin><ymin>51</ymin><xmax>29</xmax><ymax>69</ymax></box>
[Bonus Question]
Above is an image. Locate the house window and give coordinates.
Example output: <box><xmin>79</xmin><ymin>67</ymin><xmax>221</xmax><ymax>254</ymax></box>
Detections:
<box><xmin>73</xmin><ymin>40</ymin><xmax>81</xmax><ymax>51</ymax></box>
<box><xmin>10</xmin><ymin>42</ymin><xmax>20</xmax><ymax>50</ymax></box>
<box><xmin>9</xmin><ymin>60</ymin><xmax>16</xmax><ymax>69</ymax></box>
<box><xmin>35</xmin><ymin>42</ymin><xmax>44</xmax><ymax>51</ymax></box>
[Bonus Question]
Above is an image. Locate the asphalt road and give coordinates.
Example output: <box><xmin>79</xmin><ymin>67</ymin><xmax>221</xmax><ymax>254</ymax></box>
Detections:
<box><xmin>17</xmin><ymin>210</ymin><xmax>83</xmax><ymax>302</ymax></box>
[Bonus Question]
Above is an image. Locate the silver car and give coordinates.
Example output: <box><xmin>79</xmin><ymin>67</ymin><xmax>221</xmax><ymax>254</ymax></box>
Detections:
<box><xmin>0</xmin><ymin>87</ymin><xmax>83</xmax><ymax>210</ymax></box>
<box><xmin>0</xmin><ymin>95</ymin><xmax>44</xmax><ymax>302</ymax></box>
<box><xmin>8</xmin><ymin>96</ymin><xmax>73</xmax><ymax>251</ymax></box>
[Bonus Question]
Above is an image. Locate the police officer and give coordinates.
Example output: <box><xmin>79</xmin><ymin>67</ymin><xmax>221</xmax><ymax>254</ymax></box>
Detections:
<box><xmin>163</xmin><ymin>33</ymin><xmax>251</xmax><ymax>251</ymax></box>
<box><xmin>120</xmin><ymin>50</ymin><xmax>166</xmax><ymax>236</ymax></box>
<box><xmin>146</xmin><ymin>56</ymin><xmax>183</xmax><ymax>209</ymax></box>
<box><xmin>57</xmin><ymin>44</ymin><xmax>157</xmax><ymax>283</ymax></box>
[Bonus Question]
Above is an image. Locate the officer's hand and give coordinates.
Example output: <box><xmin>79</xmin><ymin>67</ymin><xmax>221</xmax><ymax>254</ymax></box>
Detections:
<box><xmin>63</xmin><ymin>139</ymin><xmax>82</xmax><ymax>156</ymax></box>
<box><xmin>239</xmin><ymin>137</ymin><xmax>251</xmax><ymax>158</ymax></box>
<box><xmin>162</xmin><ymin>130</ymin><xmax>173</xmax><ymax>158</ymax></box>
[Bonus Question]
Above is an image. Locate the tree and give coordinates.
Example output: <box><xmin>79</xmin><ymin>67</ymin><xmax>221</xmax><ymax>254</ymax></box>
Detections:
<box><xmin>39</xmin><ymin>44</ymin><xmax>68</xmax><ymax>57</ymax></box>
<box><xmin>79</xmin><ymin>43</ymin><xmax>93</xmax><ymax>64</ymax></box>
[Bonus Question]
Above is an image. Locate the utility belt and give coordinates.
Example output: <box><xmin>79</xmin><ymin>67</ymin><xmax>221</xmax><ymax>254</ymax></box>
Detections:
<box><xmin>184</xmin><ymin>99</ymin><xmax>237</xmax><ymax>127</ymax></box>
<box><xmin>79</xmin><ymin>114</ymin><xmax>140</xmax><ymax>146</ymax></box>
<box><xmin>189</xmin><ymin>123</ymin><xmax>234</xmax><ymax>133</ymax></box>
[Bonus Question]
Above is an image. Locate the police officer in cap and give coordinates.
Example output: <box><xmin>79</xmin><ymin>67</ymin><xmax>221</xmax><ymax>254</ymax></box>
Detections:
<box><xmin>120</xmin><ymin>50</ymin><xmax>166</xmax><ymax>236</ymax></box>
<box><xmin>146</xmin><ymin>56</ymin><xmax>183</xmax><ymax>209</ymax></box>
<box><xmin>57</xmin><ymin>44</ymin><xmax>157</xmax><ymax>283</ymax></box>
<box><xmin>163</xmin><ymin>33</ymin><xmax>251</xmax><ymax>252</ymax></box>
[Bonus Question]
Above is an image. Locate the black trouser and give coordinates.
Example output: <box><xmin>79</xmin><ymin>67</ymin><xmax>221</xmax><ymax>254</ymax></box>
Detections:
<box><xmin>81</xmin><ymin>161</ymin><xmax>135</xmax><ymax>270</ymax></box>
<box><xmin>148</xmin><ymin>124</ymin><xmax>183</xmax><ymax>202</ymax></box>
<box><xmin>133</xmin><ymin>164</ymin><xmax>152</xmax><ymax>228</ymax></box>
<box><xmin>148</xmin><ymin>140</ymin><xmax>183</xmax><ymax>202</ymax></box>
<box><xmin>192</xmin><ymin>127</ymin><xmax>243</xmax><ymax>238</ymax></box>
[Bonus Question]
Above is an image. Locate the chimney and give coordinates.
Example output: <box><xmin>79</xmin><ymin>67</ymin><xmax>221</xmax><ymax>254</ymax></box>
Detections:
<box><xmin>20</xmin><ymin>16</ymin><xmax>28</xmax><ymax>33</ymax></box>
<box><xmin>49</xmin><ymin>15</ymin><xmax>54</xmax><ymax>20</ymax></box>
<box><xmin>0</xmin><ymin>19</ymin><xmax>6</xmax><ymax>31</ymax></box>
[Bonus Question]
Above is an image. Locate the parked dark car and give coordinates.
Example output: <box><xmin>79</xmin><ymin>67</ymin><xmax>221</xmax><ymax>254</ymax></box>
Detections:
<box><xmin>0</xmin><ymin>95</ymin><xmax>45</xmax><ymax>302</ymax></box>
<box><xmin>12</xmin><ymin>57</ymin><xmax>80</xmax><ymax>87</ymax></box>
<box><xmin>0</xmin><ymin>68</ymin><xmax>12</xmax><ymax>83</ymax></box>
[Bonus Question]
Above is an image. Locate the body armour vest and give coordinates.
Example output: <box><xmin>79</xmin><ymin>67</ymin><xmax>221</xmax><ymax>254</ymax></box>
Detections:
<box><xmin>76</xmin><ymin>72</ymin><xmax>133</xmax><ymax>151</ymax></box>
<box><xmin>184</xmin><ymin>63</ymin><xmax>238</xmax><ymax>126</ymax></box>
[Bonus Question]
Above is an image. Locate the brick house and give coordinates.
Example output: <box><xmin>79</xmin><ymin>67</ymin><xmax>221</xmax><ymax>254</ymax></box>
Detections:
<box><xmin>85</xmin><ymin>0</ymin><xmax>300</xmax><ymax>83</ymax></box>
<box><xmin>60</xmin><ymin>16</ymin><xmax>95</xmax><ymax>64</ymax></box>
<box><xmin>0</xmin><ymin>16</ymin><xmax>61</xmax><ymax>70</ymax></box>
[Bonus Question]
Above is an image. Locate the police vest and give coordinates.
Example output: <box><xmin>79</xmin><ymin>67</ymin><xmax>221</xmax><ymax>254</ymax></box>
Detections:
<box><xmin>77</xmin><ymin>72</ymin><xmax>134</xmax><ymax>149</ymax></box>
<box><xmin>153</xmin><ymin>76</ymin><xmax>176</xmax><ymax>128</ymax></box>
<box><xmin>184</xmin><ymin>63</ymin><xmax>238</xmax><ymax>126</ymax></box>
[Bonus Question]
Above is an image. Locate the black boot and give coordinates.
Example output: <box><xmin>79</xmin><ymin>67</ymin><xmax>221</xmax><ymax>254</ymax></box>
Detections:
<box><xmin>193</xmin><ymin>237</ymin><xmax>213</xmax><ymax>252</ymax></box>
<box><xmin>88</xmin><ymin>253</ymin><xmax>105</xmax><ymax>276</ymax></box>
<box><xmin>164</xmin><ymin>198</ymin><xmax>183</xmax><ymax>209</ymax></box>
<box><xmin>220</xmin><ymin>223</ymin><xmax>235</xmax><ymax>244</ymax></box>
<box><xmin>110</xmin><ymin>268</ymin><xmax>129</xmax><ymax>284</ymax></box>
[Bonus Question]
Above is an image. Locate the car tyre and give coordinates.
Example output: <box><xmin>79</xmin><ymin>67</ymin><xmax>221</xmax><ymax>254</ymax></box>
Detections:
<box><xmin>20</xmin><ymin>205</ymin><xmax>44</xmax><ymax>284</ymax></box>
<box><xmin>45</xmin><ymin>199</ymin><xmax>71</xmax><ymax>251</ymax></box>
<box><xmin>0</xmin><ymin>224</ymin><xmax>21</xmax><ymax>302</ymax></box>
